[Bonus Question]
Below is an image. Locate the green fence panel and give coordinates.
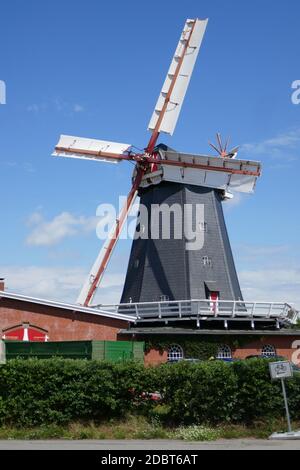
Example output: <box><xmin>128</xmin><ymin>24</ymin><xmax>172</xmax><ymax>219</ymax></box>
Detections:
<box><xmin>91</xmin><ymin>341</ymin><xmax>105</xmax><ymax>360</ymax></box>
<box><xmin>133</xmin><ymin>341</ymin><xmax>145</xmax><ymax>361</ymax></box>
<box><xmin>4</xmin><ymin>340</ymin><xmax>144</xmax><ymax>362</ymax></box>
<box><xmin>104</xmin><ymin>341</ymin><xmax>133</xmax><ymax>362</ymax></box>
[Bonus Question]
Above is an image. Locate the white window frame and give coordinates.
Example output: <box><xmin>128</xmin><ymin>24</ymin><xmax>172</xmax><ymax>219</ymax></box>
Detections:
<box><xmin>261</xmin><ymin>344</ymin><xmax>277</xmax><ymax>358</ymax></box>
<box><xmin>160</xmin><ymin>295</ymin><xmax>169</xmax><ymax>302</ymax></box>
<box><xmin>167</xmin><ymin>344</ymin><xmax>184</xmax><ymax>362</ymax></box>
<box><xmin>216</xmin><ymin>345</ymin><xmax>232</xmax><ymax>360</ymax></box>
<box><xmin>202</xmin><ymin>256</ymin><xmax>212</xmax><ymax>267</ymax></box>
<box><xmin>199</xmin><ymin>221</ymin><xmax>208</xmax><ymax>232</ymax></box>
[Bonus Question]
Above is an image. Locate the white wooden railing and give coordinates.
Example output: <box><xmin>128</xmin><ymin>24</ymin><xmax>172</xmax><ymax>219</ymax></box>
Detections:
<box><xmin>93</xmin><ymin>299</ymin><xmax>299</xmax><ymax>325</ymax></box>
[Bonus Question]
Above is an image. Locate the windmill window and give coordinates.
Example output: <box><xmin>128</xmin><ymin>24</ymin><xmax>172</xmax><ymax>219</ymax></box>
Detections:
<box><xmin>134</xmin><ymin>259</ymin><xmax>139</xmax><ymax>268</ymax></box>
<box><xmin>261</xmin><ymin>344</ymin><xmax>276</xmax><ymax>357</ymax></box>
<box><xmin>160</xmin><ymin>295</ymin><xmax>169</xmax><ymax>302</ymax></box>
<box><xmin>202</xmin><ymin>256</ymin><xmax>212</xmax><ymax>267</ymax></box>
<box><xmin>216</xmin><ymin>345</ymin><xmax>232</xmax><ymax>360</ymax></box>
<box><xmin>167</xmin><ymin>344</ymin><xmax>184</xmax><ymax>362</ymax></box>
<box><xmin>199</xmin><ymin>221</ymin><xmax>208</xmax><ymax>232</ymax></box>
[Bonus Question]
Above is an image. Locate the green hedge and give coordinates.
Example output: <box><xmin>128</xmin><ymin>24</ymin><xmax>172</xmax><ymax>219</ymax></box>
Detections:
<box><xmin>0</xmin><ymin>358</ymin><xmax>300</xmax><ymax>426</ymax></box>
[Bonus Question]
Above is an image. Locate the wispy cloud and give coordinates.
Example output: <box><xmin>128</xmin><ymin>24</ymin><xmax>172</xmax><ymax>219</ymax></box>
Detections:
<box><xmin>27</xmin><ymin>103</ymin><xmax>46</xmax><ymax>113</ymax></box>
<box><xmin>1</xmin><ymin>160</ymin><xmax>35</xmax><ymax>173</ymax></box>
<box><xmin>241</xmin><ymin>128</ymin><xmax>300</xmax><ymax>160</ymax></box>
<box><xmin>27</xmin><ymin>99</ymin><xmax>85</xmax><ymax>115</ymax></box>
<box><xmin>73</xmin><ymin>104</ymin><xmax>84</xmax><ymax>113</ymax></box>
<box><xmin>0</xmin><ymin>265</ymin><xmax>124</xmax><ymax>303</ymax></box>
<box><xmin>26</xmin><ymin>211</ymin><xmax>98</xmax><ymax>247</ymax></box>
<box><xmin>234</xmin><ymin>243</ymin><xmax>300</xmax><ymax>309</ymax></box>
<box><xmin>236</xmin><ymin>244</ymin><xmax>290</xmax><ymax>258</ymax></box>
<box><xmin>224</xmin><ymin>193</ymin><xmax>246</xmax><ymax>211</ymax></box>
<box><xmin>239</xmin><ymin>268</ymin><xmax>300</xmax><ymax>309</ymax></box>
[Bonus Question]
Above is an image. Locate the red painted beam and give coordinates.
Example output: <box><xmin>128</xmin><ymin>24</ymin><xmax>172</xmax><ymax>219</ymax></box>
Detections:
<box><xmin>139</xmin><ymin>156</ymin><xmax>261</xmax><ymax>177</ymax></box>
<box><xmin>54</xmin><ymin>146</ymin><xmax>136</xmax><ymax>162</ymax></box>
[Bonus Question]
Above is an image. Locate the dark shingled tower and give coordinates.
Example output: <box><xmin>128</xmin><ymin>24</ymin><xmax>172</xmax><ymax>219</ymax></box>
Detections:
<box><xmin>120</xmin><ymin>181</ymin><xmax>243</xmax><ymax>303</ymax></box>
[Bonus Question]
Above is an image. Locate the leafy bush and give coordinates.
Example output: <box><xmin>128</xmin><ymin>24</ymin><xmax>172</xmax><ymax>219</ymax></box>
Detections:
<box><xmin>0</xmin><ymin>359</ymin><xmax>146</xmax><ymax>426</ymax></box>
<box><xmin>152</xmin><ymin>361</ymin><xmax>239</xmax><ymax>424</ymax></box>
<box><xmin>1</xmin><ymin>357</ymin><xmax>300</xmax><ymax>427</ymax></box>
<box><xmin>232</xmin><ymin>359</ymin><xmax>300</xmax><ymax>422</ymax></box>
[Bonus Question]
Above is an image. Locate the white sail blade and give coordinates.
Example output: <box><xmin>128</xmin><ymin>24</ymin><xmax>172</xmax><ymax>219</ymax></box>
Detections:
<box><xmin>53</xmin><ymin>135</ymin><xmax>132</xmax><ymax>164</ymax></box>
<box><xmin>141</xmin><ymin>150</ymin><xmax>261</xmax><ymax>194</ymax></box>
<box><xmin>148</xmin><ymin>18</ymin><xmax>208</xmax><ymax>136</ymax></box>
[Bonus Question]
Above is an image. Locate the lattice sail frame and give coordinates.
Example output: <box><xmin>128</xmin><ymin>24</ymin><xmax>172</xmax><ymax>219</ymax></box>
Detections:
<box><xmin>148</xmin><ymin>18</ymin><xmax>208</xmax><ymax>136</ymax></box>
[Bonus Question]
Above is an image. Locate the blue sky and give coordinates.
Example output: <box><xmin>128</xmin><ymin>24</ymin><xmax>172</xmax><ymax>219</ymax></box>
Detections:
<box><xmin>0</xmin><ymin>0</ymin><xmax>300</xmax><ymax>308</ymax></box>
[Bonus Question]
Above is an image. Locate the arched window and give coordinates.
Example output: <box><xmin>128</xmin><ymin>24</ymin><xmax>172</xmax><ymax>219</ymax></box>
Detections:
<box><xmin>261</xmin><ymin>344</ymin><xmax>276</xmax><ymax>357</ymax></box>
<box><xmin>217</xmin><ymin>345</ymin><xmax>232</xmax><ymax>360</ymax></box>
<box><xmin>167</xmin><ymin>344</ymin><xmax>184</xmax><ymax>362</ymax></box>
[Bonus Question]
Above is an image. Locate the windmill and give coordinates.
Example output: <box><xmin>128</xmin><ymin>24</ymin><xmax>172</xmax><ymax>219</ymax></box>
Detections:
<box><xmin>53</xmin><ymin>18</ymin><xmax>261</xmax><ymax>308</ymax></box>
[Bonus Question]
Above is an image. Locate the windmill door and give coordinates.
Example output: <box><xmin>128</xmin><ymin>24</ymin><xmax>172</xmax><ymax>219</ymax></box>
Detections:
<box><xmin>209</xmin><ymin>292</ymin><xmax>219</xmax><ymax>314</ymax></box>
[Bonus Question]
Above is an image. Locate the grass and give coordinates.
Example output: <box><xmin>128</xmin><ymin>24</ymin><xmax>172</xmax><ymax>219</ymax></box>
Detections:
<box><xmin>0</xmin><ymin>416</ymin><xmax>298</xmax><ymax>441</ymax></box>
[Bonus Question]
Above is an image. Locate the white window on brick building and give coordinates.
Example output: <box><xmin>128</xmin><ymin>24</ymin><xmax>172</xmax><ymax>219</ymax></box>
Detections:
<box><xmin>216</xmin><ymin>344</ymin><xmax>232</xmax><ymax>360</ymax></box>
<box><xmin>261</xmin><ymin>344</ymin><xmax>276</xmax><ymax>357</ymax></box>
<box><xmin>167</xmin><ymin>344</ymin><xmax>184</xmax><ymax>362</ymax></box>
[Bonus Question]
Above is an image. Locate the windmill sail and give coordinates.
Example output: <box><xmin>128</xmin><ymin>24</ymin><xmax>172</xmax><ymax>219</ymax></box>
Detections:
<box><xmin>148</xmin><ymin>18</ymin><xmax>208</xmax><ymax>136</ymax></box>
<box><xmin>140</xmin><ymin>150</ymin><xmax>261</xmax><ymax>194</ymax></box>
<box><xmin>53</xmin><ymin>135</ymin><xmax>132</xmax><ymax>164</ymax></box>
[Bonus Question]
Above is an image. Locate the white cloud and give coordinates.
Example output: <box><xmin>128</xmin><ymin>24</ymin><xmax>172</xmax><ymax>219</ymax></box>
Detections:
<box><xmin>236</xmin><ymin>244</ymin><xmax>290</xmax><ymax>258</ymax></box>
<box><xmin>27</xmin><ymin>104</ymin><xmax>40</xmax><ymax>113</ymax></box>
<box><xmin>27</xmin><ymin>100</ymin><xmax>85</xmax><ymax>115</ymax></box>
<box><xmin>241</xmin><ymin>128</ymin><xmax>300</xmax><ymax>159</ymax></box>
<box><xmin>240</xmin><ymin>268</ymin><xmax>300</xmax><ymax>309</ymax></box>
<box><xmin>0</xmin><ymin>265</ymin><xmax>124</xmax><ymax>304</ymax></box>
<box><xmin>27</xmin><ymin>103</ymin><xmax>48</xmax><ymax>113</ymax></box>
<box><xmin>26</xmin><ymin>211</ymin><xmax>98</xmax><ymax>247</ymax></box>
<box><xmin>0</xmin><ymin>266</ymin><xmax>85</xmax><ymax>302</ymax></box>
<box><xmin>223</xmin><ymin>193</ymin><xmax>245</xmax><ymax>211</ymax></box>
<box><xmin>73</xmin><ymin>104</ymin><xmax>84</xmax><ymax>113</ymax></box>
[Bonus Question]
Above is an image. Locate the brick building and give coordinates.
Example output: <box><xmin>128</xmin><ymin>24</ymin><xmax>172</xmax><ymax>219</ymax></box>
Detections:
<box><xmin>1</xmin><ymin>281</ymin><xmax>300</xmax><ymax>366</ymax></box>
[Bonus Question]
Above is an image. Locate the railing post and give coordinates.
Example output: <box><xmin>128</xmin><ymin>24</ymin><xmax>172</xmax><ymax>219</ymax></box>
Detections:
<box><xmin>158</xmin><ymin>302</ymin><xmax>162</xmax><ymax>319</ymax></box>
<box><xmin>268</xmin><ymin>303</ymin><xmax>273</xmax><ymax>318</ymax></box>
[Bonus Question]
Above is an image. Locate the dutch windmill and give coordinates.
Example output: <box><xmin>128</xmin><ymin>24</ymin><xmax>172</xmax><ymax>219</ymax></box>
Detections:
<box><xmin>53</xmin><ymin>18</ymin><xmax>261</xmax><ymax>308</ymax></box>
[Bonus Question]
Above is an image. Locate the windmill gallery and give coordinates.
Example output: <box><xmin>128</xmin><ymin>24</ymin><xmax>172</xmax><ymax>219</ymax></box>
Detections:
<box><xmin>0</xmin><ymin>18</ymin><xmax>299</xmax><ymax>364</ymax></box>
